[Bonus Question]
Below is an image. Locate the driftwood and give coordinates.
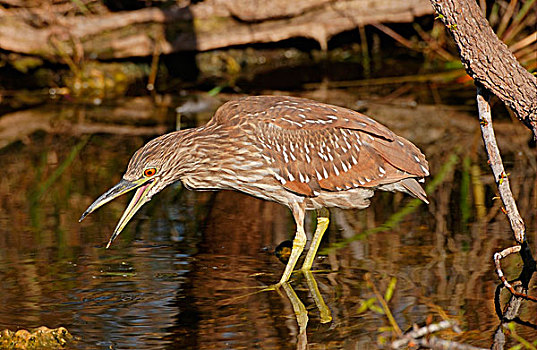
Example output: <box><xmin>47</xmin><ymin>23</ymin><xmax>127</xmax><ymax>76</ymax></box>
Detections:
<box><xmin>429</xmin><ymin>0</ymin><xmax>537</xmax><ymax>138</ymax></box>
<box><xmin>0</xmin><ymin>0</ymin><xmax>432</xmax><ymax>61</ymax></box>
<box><xmin>0</xmin><ymin>97</ymin><xmax>167</xmax><ymax>148</ymax></box>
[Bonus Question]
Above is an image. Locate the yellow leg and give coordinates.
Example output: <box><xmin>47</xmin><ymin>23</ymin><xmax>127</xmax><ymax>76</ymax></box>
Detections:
<box><xmin>303</xmin><ymin>270</ymin><xmax>332</xmax><ymax>323</ymax></box>
<box><xmin>302</xmin><ymin>208</ymin><xmax>330</xmax><ymax>271</ymax></box>
<box><xmin>278</xmin><ymin>203</ymin><xmax>307</xmax><ymax>285</ymax></box>
<box><xmin>281</xmin><ymin>282</ymin><xmax>308</xmax><ymax>335</ymax></box>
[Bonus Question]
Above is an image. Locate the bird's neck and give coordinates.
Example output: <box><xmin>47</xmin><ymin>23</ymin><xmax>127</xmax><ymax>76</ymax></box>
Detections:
<box><xmin>176</xmin><ymin>124</ymin><xmax>238</xmax><ymax>190</ymax></box>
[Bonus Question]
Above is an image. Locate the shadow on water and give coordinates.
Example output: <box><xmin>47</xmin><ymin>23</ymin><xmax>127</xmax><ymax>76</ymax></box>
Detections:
<box><xmin>0</xmin><ymin>91</ymin><xmax>535</xmax><ymax>349</ymax></box>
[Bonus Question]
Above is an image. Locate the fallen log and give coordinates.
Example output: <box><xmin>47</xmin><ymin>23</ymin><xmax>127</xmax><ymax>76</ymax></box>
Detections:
<box><xmin>0</xmin><ymin>0</ymin><xmax>433</xmax><ymax>61</ymax></box>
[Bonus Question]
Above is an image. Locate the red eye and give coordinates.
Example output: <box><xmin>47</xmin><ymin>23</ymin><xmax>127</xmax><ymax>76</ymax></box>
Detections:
<box><xmin>144</xmin><ymin>168</ymin><xmax>156</xmax><ymax>177</ymax></box>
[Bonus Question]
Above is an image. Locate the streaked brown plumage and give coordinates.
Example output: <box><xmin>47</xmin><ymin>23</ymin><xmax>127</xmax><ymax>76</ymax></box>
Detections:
<box><xmin>80</xmin><ymin>95</ymin><xmax>429</xmax><ymax>286</ymax></box>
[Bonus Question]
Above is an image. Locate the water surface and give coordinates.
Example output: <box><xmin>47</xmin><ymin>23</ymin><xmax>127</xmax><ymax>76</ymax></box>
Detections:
<box><xmin>0</xmin><ymin>94</ymin><xmax>535</xmax><ymax>349</ymax></box>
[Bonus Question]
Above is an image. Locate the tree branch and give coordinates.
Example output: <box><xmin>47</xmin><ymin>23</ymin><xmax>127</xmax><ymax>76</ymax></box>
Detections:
<box><xmin>430</xmin><ymin>0</ymin><xmax>537</xmax><ymax>138</ymax></box>
<box><xmin>476</xmin><ymin>86</ymin><xmax>526</xmax><ymax>244</ymax></box>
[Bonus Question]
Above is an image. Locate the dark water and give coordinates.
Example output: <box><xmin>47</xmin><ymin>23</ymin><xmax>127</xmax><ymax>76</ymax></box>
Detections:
<box><xmin>0</xmin><ymin>93</ymin><xmax>535</xmax><ymax>349</ymax></box>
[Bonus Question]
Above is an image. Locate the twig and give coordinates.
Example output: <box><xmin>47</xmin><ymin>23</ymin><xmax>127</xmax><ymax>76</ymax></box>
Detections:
<box><xmin>494</xmin><ymin>246</ymin><xmax>537</xmax><ymax>302</ymax></box>
<box><xmin>412</xmin><ymin>22</ymin><xmax>456</xmax><ymax>61</ymax></box>
<box><xmin>479</xmin><ymin>83</ymin><xmax>537</xmax><ymax>309</ymax></box>
<box><xmin>303</xmin><ymin>70</ymin><xmax>464</xmax><ymax>90</ymax></box>
<box><xmin>392</xmin><ymin>320</ymin><xmax>489</xmax><ymax>349</ymax></box>
<box><xmin>147</xmin><ymin>30</ymin><xmax>162</xmax><ymax>93</ymax></box>
<box><xmin>391</xmin><ymin>320</ymin><xmax>460</xmax><ymax>349</ymax></box>
<box><xmin>364</xmin><ymin>273</ymin><xmax>402</xmax><ymax>337</ymax></box>
<box><xmin>476</xmin><ymin>86</ymin><xmax>526</xmax><ymax>244</ymax></box>
<box><xmin>477</xmin><ymin>86</ymin><xmax>536</xmax><ymax>306</ymax></box>
<box><xmin>372</xmin><ymin>23</ymin><xmax>415</xmax><ymax>50</ymax></box>
<box><xmin>415</xmin><ymin>337</ymin><xmax>488</xmax><ymax>350</ymax></box>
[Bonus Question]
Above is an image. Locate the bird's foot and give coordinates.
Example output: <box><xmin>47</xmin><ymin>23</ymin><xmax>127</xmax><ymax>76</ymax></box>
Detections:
<box><xmin>260</xmin><ymin>282</ymin><xmax>283</xmax><ymax>292</ymax></box>
<box><xmin>300</xmin><ymin>267</ymin><xmax>311</xmax><ymax>274</ymax></box>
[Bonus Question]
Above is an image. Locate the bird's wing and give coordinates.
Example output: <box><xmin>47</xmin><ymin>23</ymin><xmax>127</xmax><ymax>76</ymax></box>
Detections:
<box><xmin>211</xmin><ymin>95</ymin><xmax>395</xmax><ymax>140</ymax></box>
<box><xmin>233</xmin><ymin>96</ymin><xmax>429</xmax><ymax>198</ymax></box>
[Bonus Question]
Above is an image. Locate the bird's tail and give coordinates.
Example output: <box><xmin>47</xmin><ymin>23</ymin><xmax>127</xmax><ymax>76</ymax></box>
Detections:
<box><xmin>400</xmin><ymin>178</ymin><xmax>429</xmax><ymax>204</ymax></box>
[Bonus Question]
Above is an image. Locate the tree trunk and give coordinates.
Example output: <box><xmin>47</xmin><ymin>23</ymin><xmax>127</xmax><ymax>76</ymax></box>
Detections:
<box><xmin>429</xmin><ymin>0</ymin><xmax>537</xmax><ymax>138</ymax></box>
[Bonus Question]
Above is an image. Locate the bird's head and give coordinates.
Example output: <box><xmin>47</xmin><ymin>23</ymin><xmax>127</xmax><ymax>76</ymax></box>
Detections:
<box><xmin>79</xmin><ymin>132</ymin><xmax>189</xmax><ymax>248</ymax></box>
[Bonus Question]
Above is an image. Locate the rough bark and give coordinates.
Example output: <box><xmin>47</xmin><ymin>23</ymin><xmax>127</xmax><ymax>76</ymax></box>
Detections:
<box><xmin>429</xmin><ymin>0</ymin><xmax>537</xmax><ymax>138</ymax></box>
<box><xmin>0</xmin><ymin>0</ymin><xmax>432</xmax><ymax>60</ymax></box>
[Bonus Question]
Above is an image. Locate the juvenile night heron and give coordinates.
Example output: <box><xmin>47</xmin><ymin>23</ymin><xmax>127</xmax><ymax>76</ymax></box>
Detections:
<box><xmin>80</xmin><ymin>95</ymin><xmax>429</xmax><ymax>285</ymax></box>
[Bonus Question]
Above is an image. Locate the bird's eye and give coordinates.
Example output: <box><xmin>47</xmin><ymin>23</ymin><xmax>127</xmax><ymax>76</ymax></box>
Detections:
<box><xmin>144</xmin><ymin>168</ymin><xmax>157</xmax><ymax>177</ymax></box>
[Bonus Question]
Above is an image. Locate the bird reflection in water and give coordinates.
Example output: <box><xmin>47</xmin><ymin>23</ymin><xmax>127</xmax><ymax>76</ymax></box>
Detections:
<box><xmin>272</xmin><ymin>239</ymin><xmax>332</xmax><ymax>349</ymax></box>
<box><xmin>281</xmin><ymin>271</ymin><xmax>332</xmax><ymax>350</ymax></box>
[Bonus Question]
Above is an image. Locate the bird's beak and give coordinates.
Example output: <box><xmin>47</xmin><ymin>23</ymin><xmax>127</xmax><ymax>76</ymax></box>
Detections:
<box><xmin>79</xmin><ymin>177</ymin><xmax>156</xmax><ymax>248</ymax></box>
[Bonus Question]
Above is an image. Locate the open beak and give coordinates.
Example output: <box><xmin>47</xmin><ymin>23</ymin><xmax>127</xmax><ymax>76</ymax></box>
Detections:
<box><xmin>79</xmin><ymin>177</ymin><xmax>156</xmax><ymax>248</ymax></box>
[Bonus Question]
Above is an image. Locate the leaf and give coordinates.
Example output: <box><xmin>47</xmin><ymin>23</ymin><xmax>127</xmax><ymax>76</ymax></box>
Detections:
<box><xmin>357</xmin><ymin>297</ymin><xmax>377</xmax><ymax>313</ymax></box>
<box><xmin>384</xmin><ymin>277</ymin><xmax>397</xmax><ymax>302</ymax></box>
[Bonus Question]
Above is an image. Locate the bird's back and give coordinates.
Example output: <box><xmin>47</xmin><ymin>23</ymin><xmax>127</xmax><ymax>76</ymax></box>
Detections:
<box><xmin>202</xmin><ymin>95</ymin><xmax>429</xmax><ymax>208</ymax></box>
